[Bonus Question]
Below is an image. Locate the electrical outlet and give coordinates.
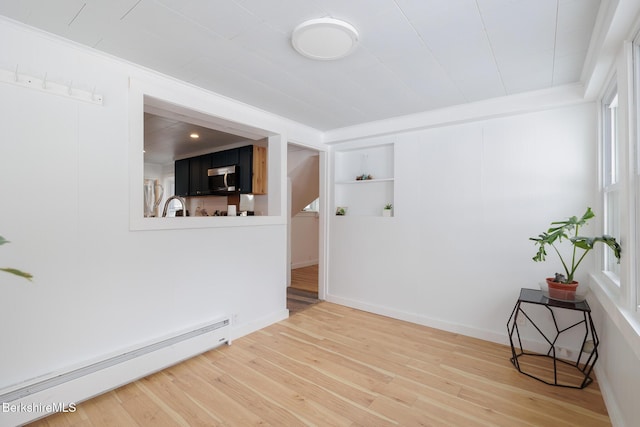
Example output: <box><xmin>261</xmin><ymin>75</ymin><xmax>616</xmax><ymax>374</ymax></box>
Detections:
<box><xmin>583</xmin><ymin>340</ymin><xmax>595</xmax><ymax>353</ymax></box>
<box><xmin>516</xmin><ymin>314</ymin><xmax>526</xmax><ymax>326</ymax></box>
<box><xmin>232</xmin><ymin>313</ymin><xmax>239</xmax><ymax>325</ymax></box>
<box><xmin>557</xmin><ymin>347</ymin><xmax>574</xmax><ymax>360</ymax></box>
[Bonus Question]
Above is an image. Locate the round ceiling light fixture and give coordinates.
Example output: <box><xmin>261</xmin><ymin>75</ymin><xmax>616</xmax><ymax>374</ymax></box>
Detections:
<box><xmin>291</xmin><ymin>17</ymin><xmax>359</xmax><ymax>60</ymax></box>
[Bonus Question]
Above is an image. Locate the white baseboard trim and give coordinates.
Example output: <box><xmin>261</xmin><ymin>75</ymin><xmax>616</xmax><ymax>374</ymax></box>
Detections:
<box><xmin>0</xmin><ymin>307</ymin><xmax>290</xmax><ymax>427</ymax></box>
<box><xmin>1</xmin><ymin>319</ymin><xmax>231</xmax><ymax>427</ymax></box>
<box><xmin>594</xmin><ymin>365</ymin><xmax>625</xmax><ymax>427</ymax></box>
<box><xmin>324</xmin><ymin>293</ymin><xmax>573</xmax><ymax>358</ymax></box>
<box><xmin>291</xmin><ymin>260</ymin><xmax>318</xmax><ymax>269</ymax></box>
<box><xmin>0</xmin><ymin>308</ymin><xmax>290</xmax><ymax>427</ymax></box>
<box><xmin>324</xmin><ymin>293</ymin><xmax>509</xmax><ymax>346</ymax></box>
<box><xmin>230</xmin><ymin>309</ymin><xmax>289</xmax><ymax>342</ymax></box>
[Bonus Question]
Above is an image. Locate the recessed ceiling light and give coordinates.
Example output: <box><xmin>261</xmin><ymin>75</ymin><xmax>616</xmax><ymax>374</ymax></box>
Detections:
<box><xmin>291</xmin><ymin>18</ymin><xmax>359</xmax><ymax>60</ymax></box>
<box><xmin>190</xmin><ymin>133</ymin><xmax>199</xmax><ymax>139</ymax></box>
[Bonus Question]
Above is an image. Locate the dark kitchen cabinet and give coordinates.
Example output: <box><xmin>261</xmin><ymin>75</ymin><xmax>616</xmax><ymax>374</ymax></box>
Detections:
<box><xmin>174</xmin><ymin>158</ymin><xmax>190</xmax><ymax>197</ymax></box>
<box><xmin>174</xmin><ymin>145</ymin><xmax>267</xmax><ymax>197</ymax></box>
<box><xmin>237</xmin><ymin>145</ymin><xmax>253</xmax><ymax>194</ymax></box>
<box><xmin>189</xmin><ymin>154</ymin><xmax>210</xmax><ymax>196</ymax></box>
<box><xmin>211</xmin><ymin>149</ymin><xmax>238</xmax><ymax>168</ymax></box>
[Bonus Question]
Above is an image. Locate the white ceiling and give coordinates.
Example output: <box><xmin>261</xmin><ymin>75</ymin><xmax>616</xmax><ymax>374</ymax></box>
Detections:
<box><xmin>143</xmin><ymin>112</ymin><xmax>255</xmax><ymax>164</ymax></box>
<box><xmin>0</xmin><ymin>0</ymin><xmax>602</xmax><ymax>131</ymax></box>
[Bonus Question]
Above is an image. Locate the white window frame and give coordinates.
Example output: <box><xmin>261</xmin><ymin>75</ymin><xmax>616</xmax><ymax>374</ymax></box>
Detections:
<box><xmin>601</xmin><ymin>81</ymin><xmax>622</xmax><ymax>287</ymax></box>
<box><xmin>634</xmin><ymin>38</ymin><xmax>640</xmax><ymax>311</ymax></box>
<box><xmin>303</xmin><ymin>198</ymin><xmax>320</xmax><ymax>212</ymax></box>
<box><xmin>590</xmin><ymin>34</ymin><xmax>640</xmax><ymax>371</ymax></box>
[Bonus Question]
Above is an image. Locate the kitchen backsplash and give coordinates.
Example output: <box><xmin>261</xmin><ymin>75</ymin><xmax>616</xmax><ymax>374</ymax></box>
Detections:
<box><xmin>187</xmin><ymin>194</ymin><xmax>267</xmax><ymax>216</ymax></box>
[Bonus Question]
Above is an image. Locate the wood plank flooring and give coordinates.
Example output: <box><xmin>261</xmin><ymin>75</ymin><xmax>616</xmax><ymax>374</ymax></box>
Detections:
<box><xmin>290</xmin><ymin>264</ymin><xmax>318</xmax><ymax>293</ymax></box>
<box><xmin>287</xmin><ymin>287</ymin><xmax>320</xmax><ymax>314</ymax></box>
<box><xmin>288</xmin><ymin>264</ymin><xmax>319</xmax><ymax>314</ymax></box>
<box><xmin>28</xmin><ymin>302</ymin><xmax>610</xmax><ymax>426</ymax></box>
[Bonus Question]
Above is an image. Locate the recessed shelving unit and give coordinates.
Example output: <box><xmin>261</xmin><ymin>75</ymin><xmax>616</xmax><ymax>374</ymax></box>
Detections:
<box><xmin>336</xmin><ymin>177</ymin><xmax>395</xmax><ymax>184</ymax></box>
<box><xmin>333</xmin><ymin>143</ymin><xmax>394</xmax><ymax>217</ymax></box>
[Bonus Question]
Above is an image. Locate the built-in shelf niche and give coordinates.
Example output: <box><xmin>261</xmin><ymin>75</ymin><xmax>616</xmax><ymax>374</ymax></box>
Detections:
<box><xmin>334</xmin><ymin>143</ymin><xmax>394</xmax><ymax>217</ymax></box>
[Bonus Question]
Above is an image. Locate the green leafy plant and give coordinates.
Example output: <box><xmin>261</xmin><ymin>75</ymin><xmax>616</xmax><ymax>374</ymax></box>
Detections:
<box><xmin>1</xmin><ymin>235</ymin><xmax>33</xmax><ymax>281</ymax></box>
<box><xmin>384</xmin><ymin>203</ymin><xmax>393</xmax><ymax>210</ymax></box>
<box><xmin>529</xmin><ymin>208</ymin><xmax>621</xmax><ymax>284</ymax></box>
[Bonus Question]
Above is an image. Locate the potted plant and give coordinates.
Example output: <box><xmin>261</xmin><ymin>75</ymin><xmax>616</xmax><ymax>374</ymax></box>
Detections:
<box><xmin>383</xmin><ymin>203</ymin><xmax>393</xmax><ymax>217</ymax></box>
<box><xmin>529</xmin><ymin>207</ymin><xmax>621</xmax><ymax>300</ymax></box>
<box><xmin>1</xmin><ymin>235</ymin><xmax>32</xmax><ymax>281</ymax></box>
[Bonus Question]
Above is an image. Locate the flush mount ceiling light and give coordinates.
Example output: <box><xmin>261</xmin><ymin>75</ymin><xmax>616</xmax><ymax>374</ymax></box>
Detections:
<box><xmin>291</xmin><ymin>18</ymin><xmax>359</xmax><ymax>60</ymax></box>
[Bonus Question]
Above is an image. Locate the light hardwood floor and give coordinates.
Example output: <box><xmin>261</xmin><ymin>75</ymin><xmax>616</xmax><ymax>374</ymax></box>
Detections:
<box><xmin>29</xmin><ymin>302</ymin><xmax>610</xmax><ymax>426</ymax></box>
<box><xmin>290</xmin><ymin>264</ymin><xmax>318</xmax><ymax>293</ymax></box>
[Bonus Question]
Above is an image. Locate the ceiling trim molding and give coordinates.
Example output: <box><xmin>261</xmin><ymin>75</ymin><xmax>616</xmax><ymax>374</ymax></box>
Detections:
<box><xmin>582</xmin><ymin>0</ymin><xmax>640</xmax><ymax>100</ymax></box>
<box><xmin>323</xmin><ymin>84</ymin><xmax>588</xmax><ymax>144</ymax></box>
<box><xmin>0</xmin><ymin>15</ymin><xmax>325</xmax><ymax>147</ymax></box>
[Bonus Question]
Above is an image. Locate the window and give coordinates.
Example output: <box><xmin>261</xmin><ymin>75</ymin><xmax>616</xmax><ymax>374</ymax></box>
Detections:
<box><xmin>303</xmin><ymin>198</ymin><xmax>319</xmax><ymax>212</ymax></box>
<box><xmin>601</xmin><ymin>86</ymin><xmax>621</xmax><ymax>281</ymax></box>
<box><xmin>635</xmin><ymin>40</ymin><xmax>640</xmax><ymax>310</ymax></box>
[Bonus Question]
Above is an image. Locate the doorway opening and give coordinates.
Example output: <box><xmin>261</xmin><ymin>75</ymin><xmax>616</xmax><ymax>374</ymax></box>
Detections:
<box><xmin>287</xmin><ymin>143</ymin><xmax>324</xmax><ymax>312</ymax></box>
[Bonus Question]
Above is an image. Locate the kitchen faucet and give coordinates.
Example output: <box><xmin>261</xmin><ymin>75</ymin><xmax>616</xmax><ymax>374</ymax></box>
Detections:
<box><xmin>162</xmin><ymin>195</ymin><xmax>188</xmax><ymax>217</ymax></box>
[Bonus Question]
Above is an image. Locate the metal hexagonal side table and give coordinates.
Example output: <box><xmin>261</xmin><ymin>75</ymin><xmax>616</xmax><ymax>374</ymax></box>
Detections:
<box><xmin>507</xmin><ymin>288</ymin><xmax>599</xmax><ymax>389</ymax></box>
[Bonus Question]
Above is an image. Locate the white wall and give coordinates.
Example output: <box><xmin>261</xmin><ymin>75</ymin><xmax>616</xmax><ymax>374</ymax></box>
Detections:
<box><xmin>3</xmin><ymin>7</ymin><xmax>640</xmax><ymax>426</ymax></box>
<box><xmin>288</xmin><ymin>147</ymin><xmax>319</xmax><ymax>172</ymax></box>
<box><xmin>589</xmin><ymin>295</ymin><xmax>640</xmax><ymax>427</ymax></box>
<box><xmin>291</xmin><ymin>213</ymin><xmax>319</xmax><ymax>269</ymax></box>
<box><xmin>585</xmin><ymin>25</ymin><xmax>640</xmax><ymax>427</ymax></box>
<box><xmin>0</xmin><ymin>18</ymin><xmax>321</xmax><ymax>395</ymax></box>
<box><xmin>328</xmin><ymin>102</ymin><xmax>598</xmax><ymax>342</ymax></box>
<box><xmin>327</xmin><ymin>94</ymin><xmax>640</xmax><ymax>426</ymax></box>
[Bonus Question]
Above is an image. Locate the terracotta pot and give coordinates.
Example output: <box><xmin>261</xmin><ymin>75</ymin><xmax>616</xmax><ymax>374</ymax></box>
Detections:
<box><xmin>546</xmin><ymin>277</ymin><xmax>579</xmax><ymax>300</ymax></box>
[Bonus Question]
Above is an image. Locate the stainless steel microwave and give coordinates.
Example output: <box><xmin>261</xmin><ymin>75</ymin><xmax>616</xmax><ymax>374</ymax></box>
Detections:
<box><xmin>207</xmin><ymin>165</ymin><xmax>237</xmax><ymax>194</ymax></box>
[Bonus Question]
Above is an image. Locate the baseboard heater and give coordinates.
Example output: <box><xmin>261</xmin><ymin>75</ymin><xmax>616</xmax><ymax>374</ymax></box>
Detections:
<box><xmin>1</xmin><ymin>317</ymin><xmax>230</xmax><ymax>419</ymax></box>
